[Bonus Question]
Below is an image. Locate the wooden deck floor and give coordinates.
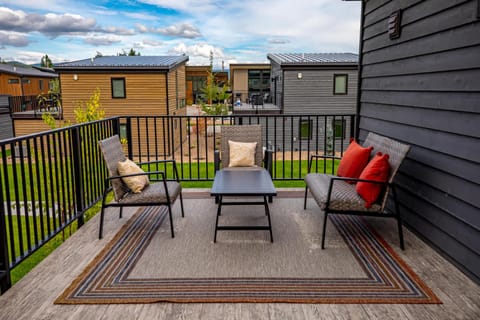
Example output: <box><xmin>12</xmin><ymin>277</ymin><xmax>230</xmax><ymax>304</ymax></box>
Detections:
<box><xmin>0</xmin><ymin>190</ymin><xmax>479</xmax><ymax>320</ymax></box>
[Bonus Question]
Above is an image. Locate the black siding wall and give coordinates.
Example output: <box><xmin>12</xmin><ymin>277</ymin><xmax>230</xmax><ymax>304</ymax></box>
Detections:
<box><xmin>358</xmin><ymin>0</ymin><xmax>480</xmax><ymax>282</ymax></box>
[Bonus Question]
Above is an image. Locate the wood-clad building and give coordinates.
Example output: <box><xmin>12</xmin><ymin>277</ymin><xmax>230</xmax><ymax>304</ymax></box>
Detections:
<box><xmin>0</xmin><ymin>64</ymin><xmax>57</xmax><ymax>97</ymax></box>
<box><xmin>185</xmin><ymin>66</ymin><xmax>228</xmax><ymax>105</ymax></box>
<box><xmin>355</xmin><ymin>0</ymin><xmax>480</xmax><ymax>283</ymax></box>
<box><xmin>267</xmin><ymin>53</ymin><xmax>358</xmax><ymax>114</ymax></box>
<box><xmin>14</xmin><ymin>56</ymin><xmax>188</xmax><ymax>155</ymax></box>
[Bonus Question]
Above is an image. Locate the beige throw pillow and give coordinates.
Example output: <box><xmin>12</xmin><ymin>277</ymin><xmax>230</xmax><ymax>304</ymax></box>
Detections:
<box><xmin>117</xmin><ymin>158</ymin><xmax>149</xmax><ymax>193</ymax></box>
<box><xmin>228</xmin><ymin>140</ymin><xmax>257</xmax><ymax>167</ymax></box>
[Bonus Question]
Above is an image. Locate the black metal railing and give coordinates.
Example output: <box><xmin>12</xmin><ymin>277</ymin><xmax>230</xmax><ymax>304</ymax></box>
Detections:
<box><xmin>0</xmin><ymin>113</ymin><xmax>354</xmax><ymax>294</ymax></box>
<box><xmin>9</xmin><ymin>94</ymin><xmax>63</xmax><ymax>119</ymax></box>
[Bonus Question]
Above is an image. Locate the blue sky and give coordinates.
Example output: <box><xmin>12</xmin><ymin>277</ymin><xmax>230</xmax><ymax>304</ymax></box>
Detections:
<box><xmin>0</xmin><ymin>0</ymin><xmax>361</xmax><ymax>69</ymax></box>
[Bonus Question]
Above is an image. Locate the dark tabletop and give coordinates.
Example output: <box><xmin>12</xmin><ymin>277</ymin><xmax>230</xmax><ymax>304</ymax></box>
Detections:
<box><xmin>211</xmin><ymin>169</ymin><xmax>277</xmax><ymax>197</ymax></box>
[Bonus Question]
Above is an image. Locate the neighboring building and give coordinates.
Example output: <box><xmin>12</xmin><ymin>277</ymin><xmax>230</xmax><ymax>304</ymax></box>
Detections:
<box><xmin>0</xmin><ymin>63</ymin><xmax>57</xmax><ymax>97</ymax></box>
<box><xmin>355</xmin><ymin>0</ymin><xmax>479</xmax><ymax>283</ymax></box>
<box><xmin>0</xmin><ymin>95</ymin><xmax>13</xmax><ymax>140</ymax></box>
<box><xmin>14</xmin><ymin>55</ymin><xmax>188</xmax><ymax>156</ymax></box>
<box><xmin>229</xmin><ymin>63</ymin><xmax>271</xmax><ymax>105</ymax></box>
<box><xmin>185</xmin><ymin>65</ymin><xmax>228</xmax><ymax>105</ymax></box>
<box><xmin>267</xmin><ymin>53</ymin><xmax>358</xmax><ymax>114</ymax></box>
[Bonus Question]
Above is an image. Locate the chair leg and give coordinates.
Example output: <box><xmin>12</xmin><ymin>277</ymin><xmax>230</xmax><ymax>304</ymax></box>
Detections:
<box><xmin>321</xmin><ymin>211</ymin><xmax>328</xmax><ymax>249</ymax></box>
<box><xmin>119</xmin><ymin>207</ymin><xmax>123</xmax><ymax>219</ymax></box>
<box><xmin>99</xmin><ymin>205</ymin><xmax>106</xmax><ymax>239</ymax></box>
<box><xmin>167</xmin><ymin>204</ymin><xmax>175</xmax><ymax>238</ymax></box>
<box><xmin>179</xmin><ymin>192</ymin><xmax>185</xmax><ymax>218</ymax></box>
<box><xmin>303</xmin><ymin>186</ymin><xmax>309</xmax><ymax>209</ymax></box>
<box><xmin>392</xmin><ymin>185</ymin><xmax>405</xmax><ymax>250</ymax></box>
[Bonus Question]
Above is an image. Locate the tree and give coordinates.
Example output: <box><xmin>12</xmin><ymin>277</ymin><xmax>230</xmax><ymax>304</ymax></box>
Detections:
<box><xmin>200</xmin><ymin>51</ymin><xmax>231</xmax><ymax>116</ymax></box>
<box><xmin>118</xmin><ymin>48</ymin><xmax>141</xmax><ymax>56</ymax></box>
<box><xmin>95</xmin><ymin>51</ymin><xmax>103</xmax><ymax>58</ymax></box>
<box><xmin>40</xmin><ymin>54</ymin><xmax>53</xmax><ymax>68</ymax></box>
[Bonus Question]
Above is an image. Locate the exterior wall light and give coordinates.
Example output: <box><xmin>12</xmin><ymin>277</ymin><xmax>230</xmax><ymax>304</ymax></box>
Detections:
<box><xmin>73</xmin><ymin>74</ymin><xmax>78</xmax><ymax>81</ymax></box>
<box><xmin>297</xmin><ymin>72</ymin><xmax>303</xmax><ymax>79</ymax></box>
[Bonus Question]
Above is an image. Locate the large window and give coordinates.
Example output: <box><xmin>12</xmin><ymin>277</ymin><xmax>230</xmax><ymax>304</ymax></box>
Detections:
<box><xmin>111</xmin><ymin>78</ymin><xmax>126</xmax><ymax>98</ymax></box>
<box><xmin>299</xmin><ymin>119</ymin><xmax>313</xmax><ymax>140</ymax></box>
<box><xmin>248</xmin><ymin>69</ymin><xmax>271</xmax><ymax>95</ymax></box>
<box><xmin>333</xmin><ymin>119</ymin><xmax>346</xmax><ymax>139</ymax></box>
<box><xmin>333</xmin><ymin>74</ymin><xmax>348</xmax><ymax>95</ymax></box>
<box><xmin>8</xmin><ymin>79</ymin><xmax>19</xmax><ymax>84</ymax></box>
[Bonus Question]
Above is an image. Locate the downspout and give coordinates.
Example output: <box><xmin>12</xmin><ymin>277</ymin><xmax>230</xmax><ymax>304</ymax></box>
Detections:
<box><xmin>281</xmin><ymin>69</ymin><xmax>285</xmax><ymax>114</ymax></box>
<box><xmin>355</xmin><ymin>1</ymin><xmax>365</xmax><ymax>140</ymax></box>
<box><xmin>165</xmin><ymin>71</ymin><xmax>171</xmax><ymax>155</ymax></box>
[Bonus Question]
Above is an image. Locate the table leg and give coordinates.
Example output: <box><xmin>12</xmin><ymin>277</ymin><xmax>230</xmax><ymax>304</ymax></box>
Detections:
<box><xmin>264</xmin><ymin>196</ymin><xmax>273</xmax><ymax>242</ymax></box>
<box><xmin>214</xmin><ymin>196</ymin><xmax>222</xmax><ymax>243</ymax></box>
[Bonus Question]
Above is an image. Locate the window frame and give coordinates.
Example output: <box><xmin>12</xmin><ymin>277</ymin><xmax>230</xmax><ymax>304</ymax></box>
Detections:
<box><xmin>299</xmin><ymin>119</ymin><xmax>313</xmax><ymax>140</ymax></box>
<box><xmin>333</xmin><ymin>74</ymin><xmax>348</xmax><ymax>95</ymax></box>
<box><xmin>111</xmin><ymin>77</ymin><xmax>126</xmax><ymax>99</ymax></box>
<box><xmin>332</xmin><ymin>119</ymin><xmax>346</xmax><ymax>140</ymax></box>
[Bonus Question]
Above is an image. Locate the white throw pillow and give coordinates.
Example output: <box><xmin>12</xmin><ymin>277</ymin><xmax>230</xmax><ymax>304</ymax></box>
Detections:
<box><xmin>117</xmin><ymin>159</ymin><xmax>149</xmax><ymax>193</ymax></box>
<box><xmin>228</xmin><ymin>140</ymin><xmax>257</xmax><ymax>167</ymax></box>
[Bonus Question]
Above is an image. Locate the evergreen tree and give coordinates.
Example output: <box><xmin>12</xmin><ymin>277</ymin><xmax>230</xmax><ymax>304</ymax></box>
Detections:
<box><xmin>40</xmin><ymin>54</ymin><xmax>53</xmax><ymax>68</ymax></box>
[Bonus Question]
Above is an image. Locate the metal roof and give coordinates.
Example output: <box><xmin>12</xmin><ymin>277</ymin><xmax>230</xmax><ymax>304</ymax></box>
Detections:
<box><xmin>267</xmin><ymin>53</ymin><xmax>358</xmax><ymax>65</ymax></box>
<box><xmin>0</xmin><ymin>63</ymin><xmax>58</xmax><ymax>78</ymax></box>
<box><xmin>54</xmin><ymin>55</ymin><xmax>189</xmax><ymax>71</ymax></box>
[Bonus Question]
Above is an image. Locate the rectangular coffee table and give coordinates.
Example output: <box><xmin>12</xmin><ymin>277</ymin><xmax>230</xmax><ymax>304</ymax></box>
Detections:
<box><xmin>210</xmin><ymin>169</ymin><xmax>277</xmax><ymax>242</ymax></box>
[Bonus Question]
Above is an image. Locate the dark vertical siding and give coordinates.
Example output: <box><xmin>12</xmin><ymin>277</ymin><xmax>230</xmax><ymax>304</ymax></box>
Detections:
<box><xmin>358</xmin><ymin>0</ymin><xmax>480</xmax><ymax>282</ymax></box>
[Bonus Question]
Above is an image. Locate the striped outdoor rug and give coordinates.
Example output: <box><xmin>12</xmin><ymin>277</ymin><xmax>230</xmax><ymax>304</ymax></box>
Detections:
<box><xmin>55</xmin><ymin>198</ymin><xmax>440</xmax><ymax>304</ymax></box>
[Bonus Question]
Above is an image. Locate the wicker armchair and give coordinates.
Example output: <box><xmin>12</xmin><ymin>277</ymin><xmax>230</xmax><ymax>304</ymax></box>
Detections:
<box><xmin>97</xmin><ymin>135</ymin><xmax>184</xmax><ymax>239</ymax></box>
<box><xmin>304</xmin><ymin>132</ymin><xmax>410</xmax><ymax>249</ymax></box>
<box><xmin>214</xmin><ymin>124</ymin><xmax>273</xmax><ymax>174</ymax></box>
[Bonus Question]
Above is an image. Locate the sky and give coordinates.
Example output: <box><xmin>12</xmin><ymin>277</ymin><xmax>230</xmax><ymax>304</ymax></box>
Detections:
<box><xmin>0</xmin><ymin>0</ymin><xmax>362</xmax><ymax>69</ymax></box>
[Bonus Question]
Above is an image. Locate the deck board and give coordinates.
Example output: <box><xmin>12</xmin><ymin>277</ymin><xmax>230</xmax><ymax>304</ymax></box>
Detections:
<box><xmin>0</xmin><ymin>190</ymin><xmax>479</xmax><ymax>320</ymax></box>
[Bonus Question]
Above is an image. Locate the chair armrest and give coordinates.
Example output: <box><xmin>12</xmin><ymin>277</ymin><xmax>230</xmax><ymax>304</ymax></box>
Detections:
<box><xmin>107</xmin><ymin>170</ymin><xmax>166</xmax><ymax>182</ymax></box>
<box><xmin>325</xmin><ymin>176</ymin><xmax>391</xmax><ymax>208</ymax></box>
<box><xmin>214</xmin><ymin>150</ymin><xmax>220</xmax><ymax>172</ymax></box>
<box><xmin>264</xmin><ymin>149</ymin><xmax>274</xmax><ymax>176</ymax></box>
<box><xmin>308</xmin><ymin>154</ymin><xmax>342</xmax><ymax>173</ymax></box>
<box><xmin>137</xmin><ymin>159</ymin><xmax>181</xmax><ymax>181</ymax></box>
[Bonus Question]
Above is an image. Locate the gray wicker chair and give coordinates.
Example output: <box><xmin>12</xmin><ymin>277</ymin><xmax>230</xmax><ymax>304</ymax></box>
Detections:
<box><xmin>98</xmin><ymin>135</ymin><xmax>184</xmax><ymax>239</ymax></box>
<box><xmin>214</xmin><ymin>124</ymin><xmax>272</xmax><ymax>173</ymax></box>
<box><xmin>304</xmin><ymin>132</ymin><xmax>410</xmax><ymax>249</ymax></box>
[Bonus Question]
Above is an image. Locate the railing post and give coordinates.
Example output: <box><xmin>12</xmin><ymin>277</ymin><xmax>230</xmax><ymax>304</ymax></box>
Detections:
<box><xmin>0</xmin><ymin>182</ymin><xmax>11</xmax><ymax>294</ymax></box>
<box><xmin>71</xmin><ymin>126</ymin><xmax>85</xmax><ymax>227</ymax></box>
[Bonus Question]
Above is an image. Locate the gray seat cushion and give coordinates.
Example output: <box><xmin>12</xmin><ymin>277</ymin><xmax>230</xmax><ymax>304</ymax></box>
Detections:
<box><xmin>305</xmin><ymin>173</ymin><xmax>381</xmax><ymax>212</ymax></box>
<box><xmin>119</xmin><ymin>181</ymin><xmax>181</xmax><ymax>204</ymax></box>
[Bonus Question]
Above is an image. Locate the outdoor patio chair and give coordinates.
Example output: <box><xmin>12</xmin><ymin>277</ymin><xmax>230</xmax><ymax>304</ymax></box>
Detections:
<box><xmin>214</xmin><ymin>124</ymin><xmax>272</xmax><ymax>174</ymax></box>
<box><xmin>304</xmin><ymin>132</ymin><xmax>410</xmax><ymax>249</ymax></box>
<box><xmin>214</xmin><ymin>124</ymin><xmax>274</xmax><ymax>202</ymax></box>
<box><xmin>97</xmin><ymin>135</ymin><xmax>184</xmax><ymax>239</ymax></box>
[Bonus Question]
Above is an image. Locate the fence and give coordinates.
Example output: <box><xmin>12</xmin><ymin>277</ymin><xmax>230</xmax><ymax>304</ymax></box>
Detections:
<box><xmin>0</xmin><ymin>113</ymin><xmax>355</xmax><ymax>293</ymax></box>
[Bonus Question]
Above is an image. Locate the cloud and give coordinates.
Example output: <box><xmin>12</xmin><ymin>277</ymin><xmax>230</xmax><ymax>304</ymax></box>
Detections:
<box><xmin>136</xmin><ymin>23</ymin><xmax>149</xmax><ymax>33</ymax></box>
<box><xmin>152</xmin><ymin>22</ymin><xmax>201</xmax><ymax>39</ymax></box>
<box><xmin>0</xmin><ymin>31</ymin><xmax>29</xmax><ymax>47</ymax></box>
<box><xmin>138</xmin><ymin>0</ymin><xmax>217</xmax><ymax>13</ymax></box>
<box><xmin>84</xmin><ymin>35</ymin><xmax>121</xmax><ymax>46</ymax></box>
<box><xmin>268</xmin><ymin>38</ymin><xmax>290</xmax><ymax>44</ymax></box>
<box><xmin>142</xmin><ymin>39</ymin><xmax>163</xmax><ymax>47</ymax></box>
<box><xmin>0</xmin><ymin>7</ymin><xmax>136</xmax><ymax>39</ymax></box>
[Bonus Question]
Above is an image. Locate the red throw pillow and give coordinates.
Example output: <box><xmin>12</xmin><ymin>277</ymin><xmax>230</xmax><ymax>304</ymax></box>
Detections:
<box><xmin>356</xmin><ymin>152</ymin><xmax>391</xmax><ymax>208</ymax></box>
<box><xmin>337</xmin><ymin>139</ymin><xmax>373</xmax><ymax>180</ymax></box>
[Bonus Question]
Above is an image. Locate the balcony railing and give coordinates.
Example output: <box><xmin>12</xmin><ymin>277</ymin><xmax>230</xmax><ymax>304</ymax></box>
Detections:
<box><xmin>9</xmin><ymin>94</ymin><xmax>63</xmax><ymax>119</ymax></box>
<box><xmin>0</xmin><ymin>113</ymin><xmax>355</xmax><ymax>294</ymax></box>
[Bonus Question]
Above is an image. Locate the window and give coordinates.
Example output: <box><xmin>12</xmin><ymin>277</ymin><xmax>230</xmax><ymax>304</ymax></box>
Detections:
<box><xmin>39</xmin><ymin>80</ymin><xmax>44</xmax><ymax>91</ymax></box>
<box><xmin>119</xmin><ymin>124</ymin><xmax>127</xmax><ymax>140</ymax></box>
<box><xmin>22</xmin><ymin>78</ymin><xmax>31</xmax><ymax>84</ymax></box>
<box><xmin>8</xmin><ymin>79</ymin><xmax>19</xmax><ymax>84</ymax></box>
<box><xmin>299</xmin><ymin>119</ymin><xmax>313</xmax><ymax>140</ymax></box>
<box><xmin>333</xmin><ymin>119</ymin><xmax>346</xmax><ymax>140</ymax></box>
<box><xmin>333</xmin><ymin>74</ymin><xmax>348</xmax><ymax>95</ymax></box>
<box><xmin>111</xmin><ymin>78</ymin><xmax>126</xmax><ymax>98</ymax></box>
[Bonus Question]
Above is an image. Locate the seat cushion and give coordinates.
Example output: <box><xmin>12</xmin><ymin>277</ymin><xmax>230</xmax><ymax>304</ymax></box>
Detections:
<box><xmin>119</xmin><ymin>181</ymin><xmax>181</xmax><ymax>204</ymax></box>
<box><xmin>228</xmin><ymin>140</ymin><xmax>257</xmax><ymax>167</ymax></box>
<box><xmin>356</xmin><ymin>152</ymin><xmax>390</xmax><ymax>208</ymax></box>
<box><xmin>337</xmin><ymin>140</ymin><xmax>373</xmax><ymax>180</ymax></box>
<box><xmin>117</xmin><ymin>159</ymin><xmax>149</xmax><ymax>193</ymax></box>
<box><xmin>305</xmin><ymin>173</ymin><xmax>381</xmax><ymax>212</ymax></box>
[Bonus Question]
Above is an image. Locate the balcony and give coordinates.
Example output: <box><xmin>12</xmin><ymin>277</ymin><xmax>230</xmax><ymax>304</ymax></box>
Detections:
<box><xmin>0</xmin><ymin>115</ymin><xmax>479</xmax><ymax>319</ymax></box>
